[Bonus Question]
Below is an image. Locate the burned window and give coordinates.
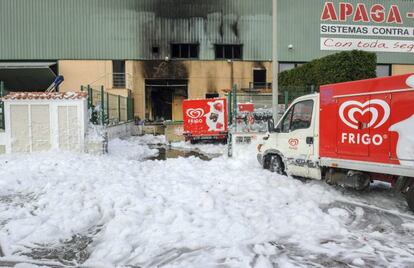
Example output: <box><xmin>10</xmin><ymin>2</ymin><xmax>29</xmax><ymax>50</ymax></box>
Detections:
<box><xmin>215</xmin><ymin>45</ymin><xmax>243</xmax><ymax>60</ymax></box>
<box><xmin>206</xmin><ymin>93</ymin><xmax>219</xmax><ymax>99</ymax></box>
<box><xmin>171</xmin><ymin>44</ymin><xmax>199</xmax><ymax>59</ymax></box>
<box><xmin>152</xmin><ymin>46</ymin><xmax>159</xmax><ymax>54</ymax></box>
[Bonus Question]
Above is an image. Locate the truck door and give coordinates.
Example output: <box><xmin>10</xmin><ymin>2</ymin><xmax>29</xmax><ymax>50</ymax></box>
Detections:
<box><xmin>336</xmin><ymin>95</ymin><xmax>370</xmax><ymax>157</ymax></box>
<box><xmin>276</xmin><ymin>99</ymin><xmax>315</xmax><ymax>177</ymax></box>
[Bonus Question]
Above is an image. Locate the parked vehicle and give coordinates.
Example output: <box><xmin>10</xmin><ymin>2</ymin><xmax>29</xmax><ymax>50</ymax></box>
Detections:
<box><xmin>257</xmin><ymin>73</ymin><xmax>414</xmax><ymax>210</ymax></box>
<box><xmin>182</xmin><ymin>98</ymin><xmax>228</xmax><ymax>143</ymax></box>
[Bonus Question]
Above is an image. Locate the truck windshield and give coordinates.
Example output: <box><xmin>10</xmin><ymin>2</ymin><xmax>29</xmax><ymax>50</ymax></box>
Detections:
<box><xmin>277</xmin><ymin>100</ymin><xmax>313</xmax><ymax>133</ymax></box>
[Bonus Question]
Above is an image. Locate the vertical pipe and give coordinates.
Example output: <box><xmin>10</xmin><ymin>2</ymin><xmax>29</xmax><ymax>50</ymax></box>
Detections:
<box><xmin>272</xmin><ymin>0</ymin><xmax>279</xmax><ymax>122</ymax></box>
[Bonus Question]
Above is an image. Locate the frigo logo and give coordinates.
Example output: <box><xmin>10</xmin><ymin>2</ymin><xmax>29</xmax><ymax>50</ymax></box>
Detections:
<box><xmin>339</xmin><ymin>99</ymin><xmax>390</xmax><ymax>130</ymax></box>
<box><xmin>186</xmin><ymin>108</ymin><xmax>205</xmax><ymax>119</ymax></box>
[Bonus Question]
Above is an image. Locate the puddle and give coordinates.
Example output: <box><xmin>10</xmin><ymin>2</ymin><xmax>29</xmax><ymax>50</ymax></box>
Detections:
<box><xmin>147</xmin><ymin>146</ymin><xmax>219</xmax><ymax>161</ymax></box>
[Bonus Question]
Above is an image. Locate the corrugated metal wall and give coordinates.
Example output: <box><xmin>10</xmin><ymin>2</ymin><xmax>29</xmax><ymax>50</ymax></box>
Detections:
<box><xmin>0</xmin><ymin>0</ymin><xmax>272</xmax><ymax>61</ymax></box>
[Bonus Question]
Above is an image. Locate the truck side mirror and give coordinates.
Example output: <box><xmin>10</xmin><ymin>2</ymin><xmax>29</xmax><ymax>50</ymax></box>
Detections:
<box><xmin>267</xmin><ymin>118</ymin><xmax>275</xmax><ymax>132</ymax></box>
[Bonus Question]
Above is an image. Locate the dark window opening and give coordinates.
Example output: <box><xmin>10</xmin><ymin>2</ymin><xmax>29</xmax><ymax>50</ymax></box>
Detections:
<box><xmin>376</xmin><ymin>64</ymin><xmax>391</xmax><ymax>77</ymax></box>
<box><xmin>171</xmin><ymin>44</ymin><xmax>199</xmax><ymax>59</ymax></box>
<box><xmin>145</xmin><ymin>79</ymin><xmax>188</xmax><ymax>122</ymax></box>
<box><xmin>112</xmin><ymin>60</ymin><xmax>125</xmax><ymax>88</ymax></box>
<box><xmin>215</xmin><ymin>45</ymin><xmax>243</xmax><ymax>60</ymax></box>
<box><xmin>206</xmin><ymin>93</ymin><xmax>219</xmax><ymax>99</ymax></box>
<box><xmin>152</xmin><ymin>46</ymin><xmax>159</xmax><ymax>54</ymax></box>
<box><xmin>253</xmin><ymin>69</ymin><xmax>266</xmax><ymax>88</ymax></box>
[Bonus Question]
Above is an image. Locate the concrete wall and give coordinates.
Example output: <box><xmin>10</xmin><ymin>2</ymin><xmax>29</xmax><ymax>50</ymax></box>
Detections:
<box><xmin>392</xmin><ymin>65</ymin><xmax>414</xmax><ymax>76</ymax></box>
<box><xmin>59</xmin><ymin>59</ymin><xmax>273</xmax><ymax>121</ymax></box>
<box><xmin>106</xmin><ymin>122</ymin><xmax>140</xmax><ymax>141</ymax></box>
<box><xmin>59</xmin><ymin>60</ymin><xmax>112</xmax><ymax>92</ymax></box>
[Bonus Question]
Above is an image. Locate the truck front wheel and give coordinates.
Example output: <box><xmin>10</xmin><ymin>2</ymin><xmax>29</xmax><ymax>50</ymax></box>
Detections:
<box><xmin>269</xmin><ymin>155</ymin><xmax>285</xmax><ymax>175</ymax></box>
<box><xmin>406</xmin><ymin>184</ymin><xmax>414</xmax><ymax>212</ymax></box>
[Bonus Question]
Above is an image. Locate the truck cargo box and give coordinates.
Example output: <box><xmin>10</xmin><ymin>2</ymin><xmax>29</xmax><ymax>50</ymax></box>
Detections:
<box><xmin>320</xmin><ymin>73</ymin><xmax>414</xmax><ymax>169</ymax></box>
<box><xmin>182</xmin><ymin>98</ymin><xmax>228</xmax><ymax>141</ymax></box>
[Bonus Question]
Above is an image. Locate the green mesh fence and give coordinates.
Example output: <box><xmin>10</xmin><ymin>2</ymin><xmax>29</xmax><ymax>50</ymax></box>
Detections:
<box><xmin>84</xmin><ymin>85</ymin><xmax>134</xmax><ymax>126</ymax></box>
<box><xmin>226</xmin><ymin>85</ymin><xmax>315</xmax><ymax>132</ymax></box>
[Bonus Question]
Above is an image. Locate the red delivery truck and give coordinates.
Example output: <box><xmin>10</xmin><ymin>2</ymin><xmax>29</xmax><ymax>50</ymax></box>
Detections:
<box><xmin>182</xmin><ymin>98</ymin><xmax>228</xmax><ymax>143</ymax></box>
<box><xmin>257</xmin><ymin>73</ymin><xmax>414</xmax><ymax>210</ymax></box>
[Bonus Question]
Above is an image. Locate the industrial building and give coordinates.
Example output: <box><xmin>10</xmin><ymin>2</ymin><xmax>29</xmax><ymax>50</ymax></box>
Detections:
<box><xmin>0</xmin><ymin>0</ymin><xmax>413</xmax><ymax>121</ymax></box>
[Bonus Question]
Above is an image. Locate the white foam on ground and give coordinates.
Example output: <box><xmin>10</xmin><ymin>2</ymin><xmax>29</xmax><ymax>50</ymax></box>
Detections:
<box><xmin>0</xmin><ymin>135</ymin><xmax>413</xmax><ymax>267</ymax></box>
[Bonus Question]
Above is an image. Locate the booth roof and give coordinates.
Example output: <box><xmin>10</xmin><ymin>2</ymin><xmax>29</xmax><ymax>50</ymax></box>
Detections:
<box><xmin>2</xmin><ymin>91</ymin><xmax>88</xmax><ymax>100</ymax></box>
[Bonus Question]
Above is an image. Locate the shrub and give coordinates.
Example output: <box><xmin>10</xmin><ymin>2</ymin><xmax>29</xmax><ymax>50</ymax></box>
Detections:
<box><xmin>278</xmin><ymin>50</ymin><xmax>377</xmax><ymax>89</ymax></box>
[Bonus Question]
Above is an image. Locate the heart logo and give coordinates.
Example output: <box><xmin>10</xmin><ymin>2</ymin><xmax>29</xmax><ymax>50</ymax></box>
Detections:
<box><xmin>339</xmin><ymin>99</ymin><xmax>390</xmax><ymax>130</ymax></box>
<box><xmin>406</xmin><ymin>75</ymin><xmax>414</xmax><ymax>88</ymax></box>
<box><xmin>186</xmin><ymin>108</ymin><xmax>205</xmax><ymax>119</ymax></box>
<box><xmin>288</xmin><ymin>138</ymin><xmax>299</xmax><ymax>146</ymax></box>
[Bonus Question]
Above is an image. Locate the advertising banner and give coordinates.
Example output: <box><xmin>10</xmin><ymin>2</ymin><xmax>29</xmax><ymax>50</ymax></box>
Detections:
<box><xmin>320</xmin><ymin>2</ymin><xmax>414</xmax><ymax>53</ymax></box>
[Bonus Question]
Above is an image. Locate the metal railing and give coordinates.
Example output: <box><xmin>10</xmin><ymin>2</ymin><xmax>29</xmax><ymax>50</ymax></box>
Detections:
<box><xmin>82</xmin><ymin>85</ymin><xmax>134</xmax><ymax>126</ymax></box>
<box><xmin>245</xmin><ymin>82</ymin><xmax>272</xmax><ymax>92</ymax></box>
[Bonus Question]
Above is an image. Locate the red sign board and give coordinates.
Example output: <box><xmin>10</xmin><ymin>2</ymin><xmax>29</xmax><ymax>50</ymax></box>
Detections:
<box><xmin>183</xmin><ymin>98</ymin><xmax>228</xmax><ymax>137</ymax></box>
<box><xmin>320</xmin><ymin>73</ymin><xmax>414</xmax><ymax>168</ymax></box>
<box><xmin>238</xmin><ymin>103</ymin><xmax>254</xmax><ymax>113</ymax></box>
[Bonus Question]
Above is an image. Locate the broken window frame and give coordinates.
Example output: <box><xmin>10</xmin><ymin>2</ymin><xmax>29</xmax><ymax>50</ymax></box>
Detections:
<box><xmin>170</xmin><ymin>43</ymin><xmax>199</xmax><ymax>59</ymax></box>
<box><xmin>214</xmin><ymin>44</ymin><xmax>243</xmax><ymax>60</ymax></box>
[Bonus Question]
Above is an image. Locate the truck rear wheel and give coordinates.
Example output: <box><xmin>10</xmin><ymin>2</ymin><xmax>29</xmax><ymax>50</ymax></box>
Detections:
<box><xmin>406</xmin><ymin>184</ymin><xmax>414</xmax><ymax>212</ymax></box>
<box><xmin>269</xmin><ymin>155</ymin><xmax>284</xmax><ymax>175</ymax></box>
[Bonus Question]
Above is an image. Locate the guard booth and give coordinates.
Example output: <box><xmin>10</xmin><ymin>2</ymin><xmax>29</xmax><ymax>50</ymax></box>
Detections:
<box><xmin>0</xmin><ymin>92</ymin><xmax>88</xmax><ymax>154</ymax></box>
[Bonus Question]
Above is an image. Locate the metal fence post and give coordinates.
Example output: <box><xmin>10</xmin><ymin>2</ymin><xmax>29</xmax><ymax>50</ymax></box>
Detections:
<box><xmin>87</xmin><ymin>85</ymin><xmax>92</xmax><ymax>108</ymax></box>
<box><xmin>227</xmin><ymin>92</ymin><xmax>232</xmax><ymax>125</ymax></box>
<box><xmin>106</xmin><ymin>92</ymin><xmax>109</xmax><ymax>124</ymax></box>
<box><xmin>0</xmin><ymin>81</ymin><xmax>4</xmax><ymax>130</ymax></box>
<box><xmin>100</xmin><ymin>86</ymin><xmax>105</xmax><ymax>125</ymax></box>
<box><xmin>232</xmin><ymin>84</ymin><xmax>237</xmax><ymax>131</ymax></box>
<box><xmin>118</xmin><ymin>95</ymin><xmax>121</xmax><ymax>122</ymax></box>
<box><xmin>311</xmin><ymin>85</ymin><xmax>315</xmax><ymax>93</ymax></box>
<box><xmin>131</xmin><ymin>98</ymin><xmax>134</xmax><ymax>121</ymax></box>
<box><xmin>0</xmin><ymin>81</ymin><xmax>4</xmax><ymax>97</ymax></box>
<box><xmin>284</xmin><ymin>90</ymin><xmax>289</xmax><ymax>110</ymax></box>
